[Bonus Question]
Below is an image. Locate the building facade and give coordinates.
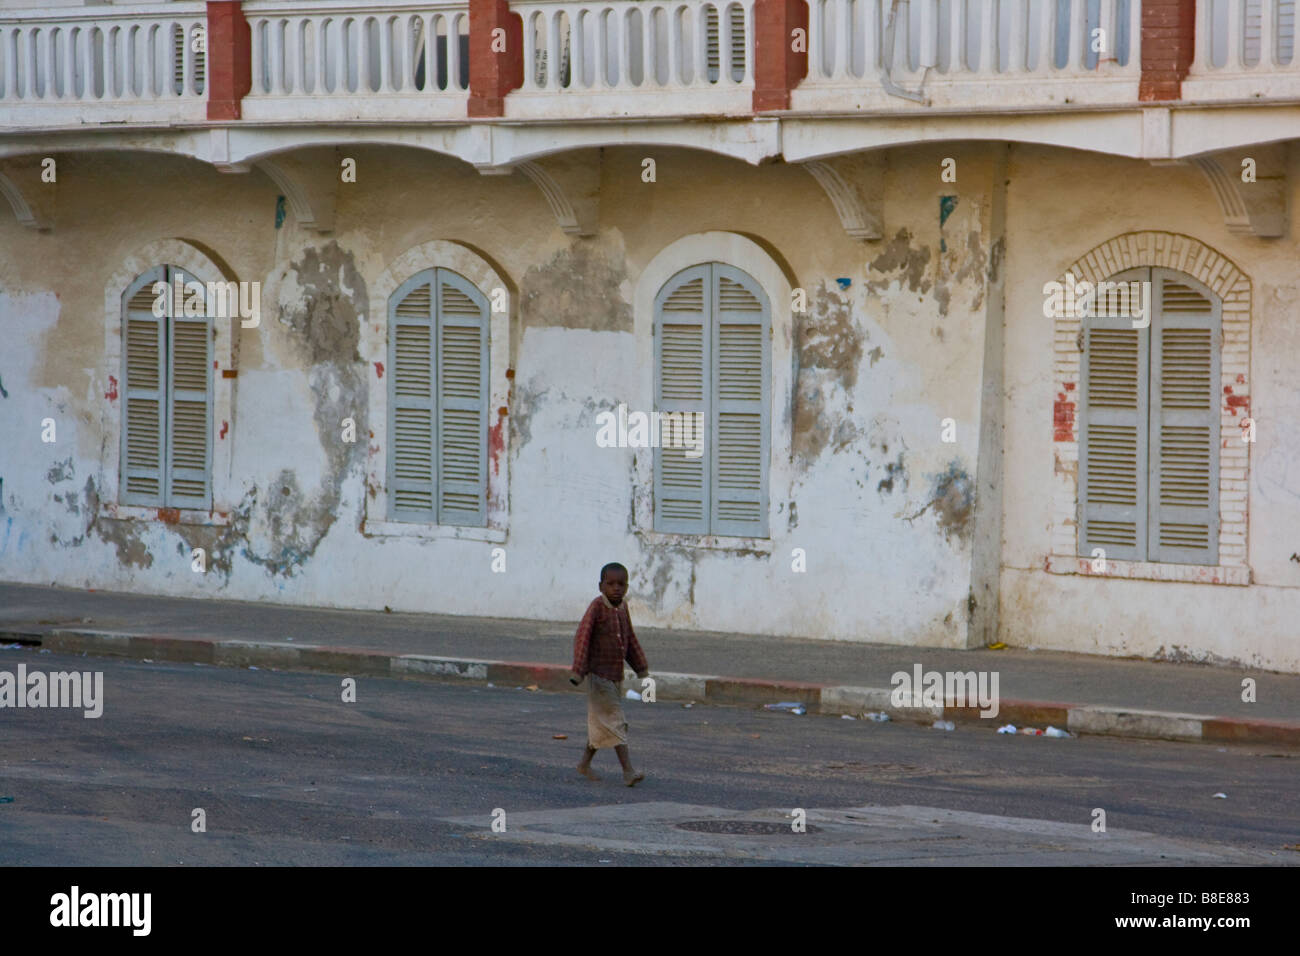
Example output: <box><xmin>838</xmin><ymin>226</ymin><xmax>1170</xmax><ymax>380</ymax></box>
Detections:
<box><xmin>3</xmin><ymin>0</ymin><xmax>1299</xmax><ymax>671</ymax></box>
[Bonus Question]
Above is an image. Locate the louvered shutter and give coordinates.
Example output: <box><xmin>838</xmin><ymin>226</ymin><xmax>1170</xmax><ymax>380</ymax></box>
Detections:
<box><xmin>1079</xmin><ymin>268</ymin><xmax>1150</xmax><ymax>563</ymax></box>
<box><xmin>1148</xmin><ymin>270</ymin><xmax>1220</xmax><ymax>565</ymax></box>
<box><xmin>389</xmin><ymin>274</ymin><xmax>437</xmax><ymax>521</ymax></box>
<box><xmin>121</xmin><ymin>267</ymin><xmax>168</xmax><ymax>507</ymax></box>
<box><xmin>165</xmin><ymin>269</ymin><xmax>213</xmax><ymax>509</ymax></box>
<box><xmin>710</xmin><ymin>264</ymin><xmax>769</xmax><ymax>537</ymax></box>
<box><xmin>706</xmin><ymin>3</ymin><xmax>747</xmax><ymax>82</ymax></box>
<box><xmin>654</xmin><ymin>265</ymin><xmax>711</xmax><ymax>533</ymax></box>
<box><xmin>435</xmin><ymin>269</ymin><xmax>489</xmax><ymax>527</ymax></box>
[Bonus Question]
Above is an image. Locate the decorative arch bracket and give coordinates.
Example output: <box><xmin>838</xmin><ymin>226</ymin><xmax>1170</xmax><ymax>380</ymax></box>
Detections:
<box><xmin>1177</xmin><ymin>144</ymin><xmax>1289</xmax><ymax>239</ymax></box>
<box><xmin>0</xmin><ymin>156</ymin><xmax>54</xmax><ymax>231</ymax></box>
<box><xmin>504</xmin><ymin>151</ymin><xmax>601</xmax><ymax>238</ymax></box>
<box><xmin>255</xmin><ymin>152</ymin><xmax>340</xmax><ymax>234</ymax></box>
<box><xmin>800</xmin><ymin>154</ymin><xmax>884</xmax><ymax>242</ymax></box>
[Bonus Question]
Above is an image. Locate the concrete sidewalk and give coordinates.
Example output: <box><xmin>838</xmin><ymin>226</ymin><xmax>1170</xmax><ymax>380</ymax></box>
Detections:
<box><xmin>2</xmin><ymin>582</ymin><xmax>1297</xmax><ymax>746</ymax></box>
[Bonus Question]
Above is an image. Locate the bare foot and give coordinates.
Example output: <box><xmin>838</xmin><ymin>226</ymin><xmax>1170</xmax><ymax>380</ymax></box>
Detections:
<box><xmin>623</xmin><ymin>768</ymin><xmax>645</xmax><ymax>787</ymax></box>
<box><xmin>577</xmin><ymin>764</ymin><xmax>601</xmax><ymax>781</ymax></box>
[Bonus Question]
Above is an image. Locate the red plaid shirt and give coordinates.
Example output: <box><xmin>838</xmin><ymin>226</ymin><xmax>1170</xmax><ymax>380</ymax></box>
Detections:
<box><xmin>571</xmin><ymin>596</ymin><xmax>649</xmax><ymax>682</ymax></box>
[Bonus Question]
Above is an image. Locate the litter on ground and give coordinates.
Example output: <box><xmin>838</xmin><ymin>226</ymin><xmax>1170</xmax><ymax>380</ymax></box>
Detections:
<box><xmin>997</xmin><ymin>724</ymin><xmax>1017</xmax><ymax>734</ymax></box>
<box><xmin>764</xmin><ymin>702</ymin><xmax>806</xmax><ymax>715</ymax></box>
<box><xmin>932</xmin><ymin>719</ymin><xmax>956</xmax><ymax>731</ymax></box>
<box><xmin>863</xmin><ymin>712</ymin><xmax>891</xmax><ymax>722</ymax></box>
<box><xmin>625</xmin><ymin>689</ymin><xmax>641</xmax><ymax>701</ymax></box>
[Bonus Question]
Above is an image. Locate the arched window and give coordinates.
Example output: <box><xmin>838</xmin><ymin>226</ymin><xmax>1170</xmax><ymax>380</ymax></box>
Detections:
<box><xmin>653</xmin><ymin>262</ymin><xmax>770</xmax><ymax>537</ymax></box>
<box><xmin>1079</xmin><ymin>268</ymin><xmax>1221</xmax><ymax>565</ymax></box>
<box><xmin>119</xmin><ymin>265</ymin><xmax>213</xmax><ymax>509</ymax></box>
<box><xmin>387</xmin><ymin>267</ymin><xmax>490</xmax><ymax>526</ymax></box>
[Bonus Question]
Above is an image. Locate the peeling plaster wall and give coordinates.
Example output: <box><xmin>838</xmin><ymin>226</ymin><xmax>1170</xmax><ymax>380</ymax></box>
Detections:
<box><xmin>2</xmin><ymin>144</ymin><xmax>999</xmax><ymax>648</ymax></box>
<box><xmin>999</xmin><ymin>144</ymin><xmax>1300</xmax><ymax>672</ymax></box>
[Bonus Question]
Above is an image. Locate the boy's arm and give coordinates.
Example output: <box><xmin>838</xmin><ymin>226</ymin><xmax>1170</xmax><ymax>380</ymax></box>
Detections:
<box><xmin>571</xmin><ymin>600</ymin><xmax>598</xmax><ymax>682</ymax></box>
<box><xmin>624</xmin><ymin>609</ymin><xmax>649</xmax><ymax>679</ymax></box>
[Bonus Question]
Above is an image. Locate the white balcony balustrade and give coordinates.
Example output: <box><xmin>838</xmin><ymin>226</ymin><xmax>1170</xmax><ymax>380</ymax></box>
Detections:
<box><xmin>1183</xmin><ymin>0</ymin><xmax>1300</xmax><ymax>98</ymax></box>
<box><xmin>0</xmin><ymin>3</ymin><xmax>208</xmax><ymax>128</ymax></box>
<box><xmin>241</xmin><ymin>0</ymin><xmax>469</xmax><ymax>122</ymax></box>
<box><xmin>795</xmin><ymin>0</ymin><xmax>1142</xmax><ymax>111</ymax></box>
<box><xmin>506</xmin><ymin>0</ymin><xmax>754</xmax><ymax>118</ymax></box>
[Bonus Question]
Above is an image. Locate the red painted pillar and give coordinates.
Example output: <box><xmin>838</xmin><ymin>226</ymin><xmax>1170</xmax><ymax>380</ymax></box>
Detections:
<box><xmin>206</xmin><ymin>1</ymin><xmax>251</xmax><ymax>120</ymax></box>
<box><xmin>1139</xmin><ymin>0</ymin><xmax>1196</xmax><ymax>101</ymax></box>
<box><xmin>469</xmin><ymin>0</ymin><xmax>524</xmax><ymax>118</ymax></box>
<box><xmin>753</xmin><ymin>0</ymin><xmax>808</xmax><ymax>112</ymax></box>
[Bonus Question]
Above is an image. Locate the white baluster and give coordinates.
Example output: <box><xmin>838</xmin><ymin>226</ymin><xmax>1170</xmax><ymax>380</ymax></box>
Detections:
<box><xmin>620</xmin><ymin>5</ymin><xmax>633</xmax><ymax>87</ymax></box>
<box><xmin>314</xmin><ymin>18</ymin><xmax>327</xmax><ymax>95</ymax></box>
<box><xmin>894</xmin><ymin>0</ymin><xmax>911</xmax><ymax>73</ymax></box>
<box><xmin>862</xmin><ymin>0</ymin><xmax>879</xmax><ymax>75</ymax></box>
<box><xmin>645</xmin><ymin>4</ymin><xmax>658</xmax><ymax>86</ymax></box>
<box><xmin>919</xmin><ymin>0</ymin><xmax>938</xmax><ymax>69</ymax></box>
<box><xmin>443</xmin><ymin>13</ymin><xmax>457</xmax><ymax>93</ymax></box>
<box><xmin>1226</xmin><ymin>0</ymin><xmax>1243</xmax><ymax>69</ymax></box>
<box><xmin>548</xmin><ymin>8</ymin><xmax>563</xmax><ymax>90</ymax></box>
<box><xmin>271</xmin><ymin>18</ymin><xmax>286</xmax><ymax>95</ymax></box>
<box><xmin>359</xmin><ymin>16</ymin><xmax>373</xmax><ymax>93</ymax></box>
<box><xmin>522</xmin><ymin>10</ymin><xmax>538</xmax><ymax>90</ymax></box>
<box><xmin>292</xmin><ymin>17</ymin><xmax>307</xmax><ymax>95</ymax></box>
<box><xmin>1127</xmin><ymin>0</ymin><xmax>1141</xmax><ymax>71</ymax></box>
<box><xmin>837</xmin><ymin>0</ymin><xmax>857</xmax><ymax>79</ymax></box>
<box><xmin>183</xmin><ymin>20</ymin><xmax>196</xmax><ymax>96</ymax></box>
<box><xmin>1192</xmin><ymin>0</ymin><xmax>1212</xmax><ymax>71</ymax></box>
<box><xmin>335</xmin><ymin>16</ymin><xmax>350</xmax><ymax>94</ymax></box>
<box><xmin>378</xmin><ymin>15</ymin><xmax>392</xmax><ymax>94</ymax></box>
<box><xmin>807</xmin><ymin>0</ymin><xmax>822</xmax><ymax>79</ymax></box>
<box><xmin>39</xmin><ymin>26</ymin><xmax>54</xmax><ymax>99</ymax></box>
<box><xmin>29</xmin><ymin>26</ymin><xmax>42</xmax><ymax>99</ymax></box>
<box><xmin>979</xmin><ymin>0</ymin><xmax>997</xmax><ymax>73</ymax></box>
<box><xmin>1035</xmin><ymin>0</ymin><xmax>1054</xmax><ymax>72</ymax></box>
<box><xmin>1007</xmin><ymin>0</ymin><xmax>1026</xmax><ymax>72</ymax></box>
<box><xmin>1097</xmin><ymin>0</ymin><xmax>1114</xmax><ymax>68</ymax></box>
<box><xmin>75</xmin><ymin>25</ymin><xmax>88</xmax><ymax>99</ymax></box>
<box><xmin>1070</xmin><ymin>0</ymin><xmax>1087</xmax><ymax>73</ymax></box>
<box><xmin>1257</xmin><ymin>0</ymin><xmax>1275</xmax><ymax>69</ymax></box>
<box><xmin>2</xmin><ymin>28</ymin><xmax>13</xmax><ymax>99</ymax></box>
<box><xmin>664</xmin><ymin>4</ymin><xmax>679</xmax><ymax>85</ymax></box>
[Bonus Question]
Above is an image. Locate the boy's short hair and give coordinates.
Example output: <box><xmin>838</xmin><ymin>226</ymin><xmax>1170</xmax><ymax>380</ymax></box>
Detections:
<box><xmin>600</xmin><ymin>562</ymin><xmax>628</xmax><ymax>582</ymax></box>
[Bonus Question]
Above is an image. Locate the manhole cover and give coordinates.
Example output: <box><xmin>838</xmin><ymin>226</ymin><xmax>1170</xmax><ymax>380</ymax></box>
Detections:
<box><xmin>676</xmin><ymin>819</ymin><xmax>822</xmax><ymax>835</ymax></box>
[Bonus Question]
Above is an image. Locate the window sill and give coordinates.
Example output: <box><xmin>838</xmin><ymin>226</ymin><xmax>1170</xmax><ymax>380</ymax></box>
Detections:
<box><xmin>636</xmin><ymin>529</ymin><xmax>773</xmax><ymax>555</ymax></box>
<box><xmin>101</xmin><ymin>503</ymin><xmax>231</xmax><ymax>527</ymax></box>
<box><xmin>1045</xmin><ymin>554</ymin><xmax>1250</xmax><ymax>586</ymax></box>
<box><xmin>361</xmin><ymin>519</ymin><xmax>506</xmax><ymax>544</ymax></box>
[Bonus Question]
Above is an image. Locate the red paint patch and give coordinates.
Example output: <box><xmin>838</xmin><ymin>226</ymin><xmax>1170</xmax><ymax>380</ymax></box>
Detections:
<box><xmin>1063</xmin><ymin>382</ymin><xmax>1075</xmax><ymax>391</ymax></box>
<box><xmin>488</xmin><ymin>413</ymin><xmax>506</xmax><ymax>477</ymax></box>
<box><xmin>1236</xmin><ymin>374</ymin><xmax>1246</xmax><ymax>384</ymax></box>
<box><xmin>1053</xmin><ymin>398</ymin><xmax>1075</xmax><ymax>442</ymax></box>
<box><xmin>1226</xmin><ymin>394</ymin><xmax>1249</xmax><ymax>415</ymax></box>
<box><xmin>213</xmin><ymin>360</ymin><xmax>218</xmax><ymax>370</ymax></box>
<box><xmin>374</xmin><ymin>361</ymin><xmax>384</xmax><ymax>378</ymax></box>
<box><xmin>105</xmin><ymin>375</ymin><xmax>119</xmax><ymax>401</ymax></box>
<box><xmin>219</xmin><ymin>420</ymin><xmax>229</xmax><ymax>439</ymax></box>
<box><xmin>157</xmin><ymin>507</ymin><xmax>181</xmax><ymax>525</ymax></box>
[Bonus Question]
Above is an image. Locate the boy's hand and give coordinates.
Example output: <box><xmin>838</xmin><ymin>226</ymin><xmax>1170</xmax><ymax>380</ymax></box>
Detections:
<box><xmin>636</xmin><ymin>671</ymin><xmax>649</xmax><ymax>681</ymax></box>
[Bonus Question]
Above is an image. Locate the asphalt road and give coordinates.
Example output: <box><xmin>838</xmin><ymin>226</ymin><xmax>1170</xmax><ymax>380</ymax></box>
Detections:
<box><xmin>1</xmin><ymin>647</ymin><xmax>1297</xmax><ymax>865</ymax></box>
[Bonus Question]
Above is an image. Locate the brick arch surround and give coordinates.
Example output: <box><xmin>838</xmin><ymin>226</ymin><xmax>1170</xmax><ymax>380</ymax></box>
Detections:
<box><xmin>1048</xmin><ymin>232</ymin><xmax>1252</xmax><ymax>585</ymax></box>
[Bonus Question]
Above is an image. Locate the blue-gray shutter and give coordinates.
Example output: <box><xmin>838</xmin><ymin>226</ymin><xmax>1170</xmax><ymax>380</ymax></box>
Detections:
<box><xmin>435</xmin><ymin>269</ymin><xmax>489</xmax><ymax>527</ymax></box>
<box><xmin>709</xmin><ymin>263</ymin><xmax>769</xmax><ymax>537</ymax></box>
<box><xmin>1147</xmin><ymin>269</ymin><xmax>1220</xmax><ymax>565</ymax></box>
<box><xmin>165</xmin><ymin>269</ymin><xmax>213</xmax><ymax>509</ymax></box>
<box><xmin>388</xmin><ymin>273</ymin><xmax>437</xmax><ymax>521</ymax></box>
<box><xmin>1079</xmin><ymin>268</ymin><xmax>1150</xmax><ymax>563</ymax></box>
<box><xmin>120</xmin><ymin>266</ymin><xmax>168</xmax><ymax>507</ymax></box>
<box><xmin>654</xmin><ymin>265</ymin><xmax>711</xmax><ymax>533</ymax></box>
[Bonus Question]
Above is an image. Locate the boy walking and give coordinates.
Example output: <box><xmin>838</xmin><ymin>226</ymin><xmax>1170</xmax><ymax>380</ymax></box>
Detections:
<box><xmin>569</xmin><ymin>562</ymin><xmax>649</xmax><ymax>786</ymax></box>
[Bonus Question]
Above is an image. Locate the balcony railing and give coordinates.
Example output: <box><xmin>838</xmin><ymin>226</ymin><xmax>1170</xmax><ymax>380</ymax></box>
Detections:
<box><xmin>3</xmin><ymin>0</ymin><xmax>1300</xmax><ymax>131</ymax></box>
<box><xmin>507</xmin><ymin>1</ymin><xmax>754</xmax><ymax>118</ymax></box>
<box><xmin>796</xmin><ymin>0</ymin><xmax>1142</xmax><ymax>111</ymax></box>
<box><xmin>242</xmin><ymin>0</ymin><xmax>470</xmax><ymax>122</ymax></box>
<box><xmin>0</xmin><ymin>2</ymin><xmax>208</xmax><ymax>128</ymax></box>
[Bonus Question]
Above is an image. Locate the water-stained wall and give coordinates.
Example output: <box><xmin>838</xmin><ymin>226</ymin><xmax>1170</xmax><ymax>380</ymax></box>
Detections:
<box><xmin>2</xmin><ymin>142</ymin><xmax>1002</xmax><ymax>649</ymax></box>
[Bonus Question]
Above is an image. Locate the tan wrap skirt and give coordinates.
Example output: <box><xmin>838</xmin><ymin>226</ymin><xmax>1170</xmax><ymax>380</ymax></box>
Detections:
<box><xmin>586</xmin><ymin>675</ymin><xmax>628</xmax><ymax>749</ymax></box>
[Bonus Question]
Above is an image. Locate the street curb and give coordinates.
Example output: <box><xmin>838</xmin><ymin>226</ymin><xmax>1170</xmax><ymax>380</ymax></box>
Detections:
<box><xmin>11</xmin><ymin>628</ymin><xmax>1300</xmax><ymax>747</ymax></box>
